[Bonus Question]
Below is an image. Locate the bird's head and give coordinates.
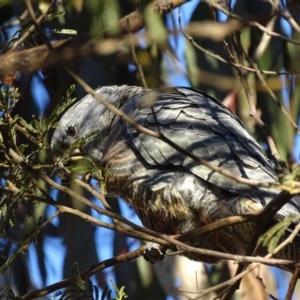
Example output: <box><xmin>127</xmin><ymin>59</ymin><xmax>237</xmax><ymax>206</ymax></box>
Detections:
<box><xmin>51</xmin><ymin>85</ymin><xmax>144</xmax><ymax>161</ymax></box>
<box><xmin>51</xmin><ymin>85</ymin><xmax>143</xmax><ymax>161</ymax></box>
<box><xmin>51</xmin><ymin>91</ymin><xmax>110</xmax><ymax>161</ymax></box>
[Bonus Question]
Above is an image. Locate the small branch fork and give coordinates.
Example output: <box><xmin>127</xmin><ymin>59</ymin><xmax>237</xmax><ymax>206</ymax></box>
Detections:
<box><xmin>66</xmin><ymin>67</ymin><xmax>300</xmax><ymax>194</ymax></box>
<box><xmin>0</xmin><ymin>0</ymin><xmax>189</xmax><ymax>81</ymax></box>
<box><xmin>16</xmin><ymin>0</ymin><xmax>300</xmax><ymax>196</ymax></box>
<box><xmin>182</xmin><ymin>0</ymin><xmax>300</xmax><ymax>298</ymax></box>
<box><xmin>7</xmin><ymin>11</ymin><xmax>300</xmax><ymax>290</ymax></box>
<box><xmin>3</xmin><ymin>147</ymin><xmax>300</xmax><ymax>300</ymax></box>
<box><xmin>2</xmin><ymin>0</ymin><xmax>300</xmax><ymax>80</ymax></box>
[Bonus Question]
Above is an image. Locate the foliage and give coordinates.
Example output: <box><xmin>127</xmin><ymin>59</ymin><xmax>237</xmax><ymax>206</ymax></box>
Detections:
<box><xmin>1</xmin><ymin>0</ymin><xmax>300</xmax><ymax>300</ymax></box>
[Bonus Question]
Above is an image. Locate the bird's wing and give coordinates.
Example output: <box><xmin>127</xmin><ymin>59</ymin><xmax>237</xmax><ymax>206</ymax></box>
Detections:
<box><xmin>121</xmin><ymin>87</ymin><xmax>279</xmax><ymax>202</ymax></box>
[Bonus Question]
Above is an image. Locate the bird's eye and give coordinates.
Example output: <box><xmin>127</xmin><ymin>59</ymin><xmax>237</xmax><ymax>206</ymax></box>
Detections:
<box><xmin>67</xmin><ymin>126</ymin><xmax>76</xmax><ymax>137</ymax></box>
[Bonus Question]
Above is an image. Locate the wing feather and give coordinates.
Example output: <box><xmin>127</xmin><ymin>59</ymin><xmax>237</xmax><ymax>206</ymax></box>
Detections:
<box><xmin>122</xmin><ymin>87</ymin><xmax>278</xmax><ymax>200</ymax></box>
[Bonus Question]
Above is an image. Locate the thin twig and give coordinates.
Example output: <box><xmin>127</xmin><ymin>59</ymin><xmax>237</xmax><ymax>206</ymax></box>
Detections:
<box><xmin>6</xmin><ymin>150</ymin><xmax>300</xmax><ymax>270</ymax></box>
<box><xmin>234</xmin><ymin>32</ymin><xmax>287</xmax><ymax>172</ymax></box>
<box><xmin>9</xmin><ymin>0</ymin><xmax>56</xmax><ymax>52</ymax></box>
<box><xmin>127</xmin><ymin>18</ymin><xmax>162</xmax><ymax>134</ymax></box>
<box><xmin>21</xmin><ymin>246</ymin><xmax>146</xmax><ymax>299</ymax></box>
<box><xmin>206</xmin><ymin>0</ymin><xmax>300</xmax><ymax>47</ymax></box>
<box><xmin>64</xmin><ymin>67</ymin><xmax>297</xmax><ymax>190</ymax></box>
<box><xmin>256</xmin><ymin>265</ymin><xmax>279</xmax><ymax>300</ymax></box>
<box><xmin>268</xmin><ymin>0</ymin><xmax>300</xmax><ymax>34</ymax></box>
<box><xmin>285</xmin><ymin>266</ymin><xmax>300</xmax><ymax>300</ymax></box>
<box><xmin>191</xmin><ymin>222</ymin><xmax>300</xmax><ymax>299</ymax></box>
<box><xmin>247</xmin><ymin>60</ymin><xmax>300</xmax><ymax>133</ymax></box>
<box><xmin>24</xmin><ymin>0</ymin><xmax>53</xmax><ymax>50</ymax></box>
<box><xmin>252</xmin><ymin>15</ymin><xmax>278</xmax><ymax>60</ymax></box>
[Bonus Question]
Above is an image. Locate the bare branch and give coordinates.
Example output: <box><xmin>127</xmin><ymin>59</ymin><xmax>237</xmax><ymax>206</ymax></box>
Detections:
<box><xmin>285</xmin><ymin>266</ymin><xmax>300</xmax><ymax>300</ymax></box>
<box><xmin>0</xmin><ymin>0</ymin><xmax>189</xmax><ymax>81</ymax></box>
<box><xmin>21</xmin><ymin>246</ymin><xmax>145</xmax><ymax>299</ymax></box>
<box><xmin>65</xmin><ymin>67</ymin><xmax>298</xmax><ymax>191</ymax></box>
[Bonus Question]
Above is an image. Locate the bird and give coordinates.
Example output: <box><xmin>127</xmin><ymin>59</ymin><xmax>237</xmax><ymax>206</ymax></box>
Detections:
<box><xmin>51</xmin><ymin>85</ymin><xmax>300</xmax><ymax>263</ymax></box>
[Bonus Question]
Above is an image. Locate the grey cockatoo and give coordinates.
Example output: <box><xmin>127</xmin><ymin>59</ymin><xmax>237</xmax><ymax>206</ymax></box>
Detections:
<box><xmin>51</xmin><ymin>85</ymin><xmax>300</xmax><ymax>263</ymax></box>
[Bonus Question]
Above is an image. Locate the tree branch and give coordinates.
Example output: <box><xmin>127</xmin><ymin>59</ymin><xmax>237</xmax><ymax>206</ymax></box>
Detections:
<box><xmin>0</xmin><ymin>0</ymin><xmax>188</xmax><ymax>81</ymax></box>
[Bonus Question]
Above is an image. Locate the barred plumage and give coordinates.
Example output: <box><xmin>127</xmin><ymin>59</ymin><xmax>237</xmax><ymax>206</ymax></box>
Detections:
<box><xmin>51</xmin><ymin>86</ymin><xmax>300</xmax><ymax>263</ymax></box>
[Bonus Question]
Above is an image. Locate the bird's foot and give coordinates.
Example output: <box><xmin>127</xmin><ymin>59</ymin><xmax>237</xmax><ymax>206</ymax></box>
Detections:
<box><xmin>155</xmin><ymin>0</ymin><xmax>174</xmax><ymax>14</ymax></box>
<box><xmin>143</xmin><ymin>242</ymin><xmax>166</xmax><ymax>264</ymax></box>
<box><xmin>56</xmin><ymin>163</ymin><xmax>71</xmax><ymax>185</ymax></box>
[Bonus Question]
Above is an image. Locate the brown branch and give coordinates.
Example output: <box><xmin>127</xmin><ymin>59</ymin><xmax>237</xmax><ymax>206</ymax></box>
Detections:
<box><xmin>5</xmin><ymin>151</ymin><xmax>300</xmax><ymax>270</ymax></box>
<box><xmin>21</xmin><ymin>246</ymin><xmax>145</xmax><ymax>299</ymax></box>
<box><xmin>285</xmin><ymin>266</ymin><xmax>300</xmax><ymax>300</ymax></box>
<box><xmin>18</xmin><ymin>214</ymin><xmax>300</xmax><ymax>300</ymax></box>
<box><xmin>9</xmin><ymin>0</ymin><xmax>56</xmax><ymax>52</ymax></box>
<box><xmin>248</xmin><ymin>60</ymin><xmax>300</xmax><ymax>133</ymax></box>
<box><xmin>174</xmin><ymin>215</ymin><xmax>256</xmax><ymax>241</ymax></box>
<box><xmin>152</xmin><ymin>221</ymin><xmax>300</xmax><ymax>269</ymax></box>
<box><xmin>206</xmin><ymin>0</ymin><xmax>300</xmax><ymax>47</ymax></box>
<box><xmin>80</xmin><ymin>245</ymin><xmax>145</xmax><ymax>279</ymax></box>
<box><xmin>191</xmin><ymin>223</ymin><xmax>300</xmax><ymax>299</ymax></box>
<box><xmin>5</xmin><ymin>149</ymin><xmax>300</xmax><ymax>300</ymax></box>
<box><xmin>2</xmin><ymin>0</ymin><xmax>300</xmax><ymax>82</ymax></box>
<box><xmin>0</xmin><ymin>0</ymin><xmax>188</xmax><ymax>81</ymax></box>
<box><xmin>5</xmin><ymin>180</ymin><xmax>295</xmax><ymax>268</ymax></box>
<box><xmin>256</xmin><ymin>266</ymin><xmax>279</xmax><ymax>300</ymax></box>
<box><xmin>2</xmin><ymin>180</ymin><xmax>259</xmax><ymax>253</ymax></box>
<box><xmin>65</xmin><ymin>67</ymin><xmax>297</xmax><ymax>191</ymax></box>
<box><xmin>24</xmin><ymin>0</ymin><xmax>53</xmax><ymax>50</ymax></box>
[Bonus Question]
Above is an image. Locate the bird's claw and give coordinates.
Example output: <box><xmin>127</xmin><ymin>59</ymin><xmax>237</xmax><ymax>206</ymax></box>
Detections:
<box><xmin>57</xmin><ymin>165</ymin><xmax>71</xmax><ymax>185</ymax></box>
<box><xmin>155</xmin><ymin>0</ymin><xmax>174</xmax><ymax>14</ymax></box>
<box><xmin>143</xmin><ymin>242</ymin><xmax>166</xmax><ymax>264</ymax></box>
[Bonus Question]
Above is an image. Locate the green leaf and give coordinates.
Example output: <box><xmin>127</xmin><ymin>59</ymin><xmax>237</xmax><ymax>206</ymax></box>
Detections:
<box><xmin>46</xmin><ymin>85</ymin><xmax>76</xmax><ymax>129</ymax></box>
<box><xmin>19</xmin><ymin>117</ymin><xmax>39</xmax><ymax>134</ymax></box>
<box><xmin>71</xmin><ymin>262</ymin><xmax>85</xmax><ymax>291</ymax></box>
<box><xmin>32</xmin><ymin>115</ymin><xmax>46</xmax><ymax>134</ymax></box>
<box><xmin>52</xmin><ymin>29</ymin><xmax>77</xmax><ymax>35</ymax></box>
<box><xmin>66</xmin><ymin>130</ymin><xmax>100</xmax><ymax>155</ymax></box>
<box><xmin>18</xmin><ymin>144</ymin><xmax>28</xmax><ymax>155</ymax></box>
<box><xmin>144</xmin><ymin>7</ymin><xmax>167</xmax><ymax>45</ymax></box>
<box><xmin>66</xmin><ymin>158</ymin><xmax>96</xmax><ymax>175</ymax></box>
<box><xmin>185</xmin><ymin>41</ymin><xmax>198</xmax><ymax>87</ymax></box>
<box><xmin>258</xmin><ymin>217</ymin><xmax>294</xmax><ymax>253</ymax></box>
<box><xmin>111</xmin><ymin>279</ymin><xmax>128</xmax><ymax>300</ymax></box>
<box><xmin>101</xmin><ymin>0</ymin><xmax>120</xmax><ymax>35</ymax></box>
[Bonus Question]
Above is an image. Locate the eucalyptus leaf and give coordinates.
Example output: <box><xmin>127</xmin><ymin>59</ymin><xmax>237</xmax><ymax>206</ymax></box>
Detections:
<box><xmin>144</xmin><ymin>7</ymin><xmax>167</xmax><ymax>45</ymax></box>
